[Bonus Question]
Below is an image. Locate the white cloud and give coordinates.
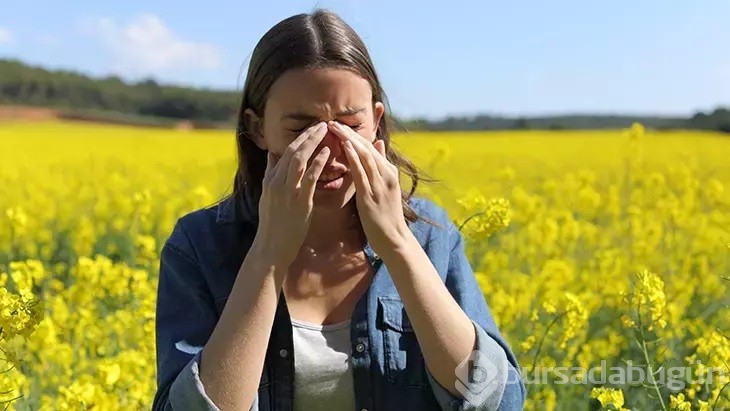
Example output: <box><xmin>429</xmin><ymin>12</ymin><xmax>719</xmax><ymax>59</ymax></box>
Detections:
<box><xmin>0</xmin><ymin>27</ymin><xmax>12</xmax><ymax>43</ymax></box>
<box><xmin>84</xmin><ymin>14</ymin><xmax>222</xmax><ymax>76</ymax></box>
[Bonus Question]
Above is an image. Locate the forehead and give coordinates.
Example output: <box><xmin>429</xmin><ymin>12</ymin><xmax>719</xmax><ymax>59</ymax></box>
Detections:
<box><xmin>265</xmin><ymin>67</ymin><xmax>373</xmax><ymax>118</ymax></box>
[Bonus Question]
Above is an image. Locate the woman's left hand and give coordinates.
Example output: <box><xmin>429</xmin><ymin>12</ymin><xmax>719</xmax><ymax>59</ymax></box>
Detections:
<box><xmin>328</xmin><ymin>121</ymin><xmax>412</xmax><ymax>256</ymax></box>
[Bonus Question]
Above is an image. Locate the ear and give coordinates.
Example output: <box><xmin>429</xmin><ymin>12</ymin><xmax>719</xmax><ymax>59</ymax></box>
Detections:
<box><xmin>372</xmin><ymin>101</ymin><xmax>385</xmax><ymax>135</ymax></box>
<box><xmin>243</xmin><ymin>108</ymin><xmax>268</xmax><ymax>150</ymax></box>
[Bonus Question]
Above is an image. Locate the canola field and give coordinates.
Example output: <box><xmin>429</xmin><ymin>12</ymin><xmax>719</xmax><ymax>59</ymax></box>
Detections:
<box><xmin>2</xmin><ymin>121</ymin><xmax>730</xmax><ymax>410</ymax></box>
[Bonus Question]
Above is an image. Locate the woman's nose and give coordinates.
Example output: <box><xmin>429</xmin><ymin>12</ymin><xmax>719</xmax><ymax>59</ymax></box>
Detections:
<box><xmin>320</xmin><ymin>130</ymin><xmax>342</xmax><ymax>158</ymax></box>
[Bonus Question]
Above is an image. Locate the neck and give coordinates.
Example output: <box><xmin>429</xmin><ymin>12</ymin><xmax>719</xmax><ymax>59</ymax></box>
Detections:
<box><xmin>303</xmin><ymin>200</ymin><xmax>364</xmax><ymax>253</ymax></box>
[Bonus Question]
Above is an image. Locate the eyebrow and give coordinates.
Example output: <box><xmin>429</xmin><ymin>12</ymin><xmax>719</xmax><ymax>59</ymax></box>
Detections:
<box><xmin>283</xmin><ymin>107</ymin><xmax>365</xmax><ymax>121</ymax></box>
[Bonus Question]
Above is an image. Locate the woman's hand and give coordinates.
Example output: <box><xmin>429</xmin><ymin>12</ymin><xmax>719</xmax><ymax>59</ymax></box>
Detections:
<box><xmin>328</xmin><ymin>121</ymin><xmax>412</xmax><ymax>257</ymax></box>
<box><xmin>253</xmin><ymin>122</ymin><xmax>331</xmax><ymax>267</ymax></box>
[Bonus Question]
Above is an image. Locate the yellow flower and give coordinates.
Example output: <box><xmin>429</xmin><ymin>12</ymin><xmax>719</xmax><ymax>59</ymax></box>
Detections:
<box><xmin>558</xmin><ymin>292</ymin><xmax>588</xmax><ymax>349</ymax></box>
<box><xmin>542</xmin><ymin>300</ymin><xmax>557</xmax><ymax>314</ymax></box>
<box><xmin>626</xmin><ymin>269</ymin><xmax>667</xmax><ymax>331</ymax></box>
<box><xmin>520</xmin><ymin>335</ymin><xmax>536</xmax><ymax>351</ymax></box>
<box><xmin>455</xmin><ymin>191</ymin><xmax>511</xmax><ymax>241</ymax></box>
<box><xmin>590</xmin><ymin>387</ymin><xmax>629</xmax><ymax>411</ymax></box>
<box><xmin>3</xmin><ymin>120</ymin><xmax>730</xmax><ymax>410</ymax></box>
<box><xmin>626</xmin><ymin>122</ymin><xmax>645</xmax><ymax>140</ymax></box>
<box><xmin>669</xmin><ymin>393</ymin><xmax>692</xmax><ymax>411</ymax></box>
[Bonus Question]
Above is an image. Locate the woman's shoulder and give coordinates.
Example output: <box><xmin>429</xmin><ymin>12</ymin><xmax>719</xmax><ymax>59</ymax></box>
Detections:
<box><xmin>174</xmin><ymin>194</ymin><xmax>253</xmax><ymax>231</ymax></box>
<box><xmin>164</xmin><ymin>196</ymin><xmax>252</xmax><ymax>254</ymax></box>
<box><xmin>407</xmin><ymin>194</ymin><xmax>452</xmax><ymax>222</ymax></box>
<box><xmin>406</xmin><ymin>195</ymin><xmax>459</xmax><ymax>241</ymax></box>
<box><xmin>171</xmin><ymin>202</ymin><xmax>225</xmax><ymax>236</ymax></box>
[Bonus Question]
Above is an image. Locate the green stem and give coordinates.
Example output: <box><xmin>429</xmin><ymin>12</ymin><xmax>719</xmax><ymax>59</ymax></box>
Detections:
<box><xmin>529</xmin><ymin>311</ymin><xmax>567</xmax><ymax>374</ymax></box>
<box><xmin>712</xmin><ymin>380</ymin><xmax>730</xmax><ymax>411</ymax></box>
<box><xmin>640</xmin><ymin>339</ymin><xmax>667</xmax><ymax>411</ymax></box>
<box><xmin>457</xmin><ymin>210</ymin><xmax>487</xmax><ymax>232</ymax></box>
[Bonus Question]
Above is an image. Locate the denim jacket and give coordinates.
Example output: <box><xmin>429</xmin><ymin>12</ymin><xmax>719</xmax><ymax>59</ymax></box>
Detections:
<box><xmin>152</xmin><ymin>184</ymin><xmax>526</xmax><ymax>410</ymax></box>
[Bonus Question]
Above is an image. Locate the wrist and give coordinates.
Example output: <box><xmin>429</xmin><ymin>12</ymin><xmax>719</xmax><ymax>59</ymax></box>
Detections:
<box><xmin>378</xmin><ymin>225</ymin><xmax>419</xmax><ymax>262</ymax></box>
<box><xmin>248</xmin><ymin>239</ymin><xmax>291</xmax><ymax>278</ymax></box>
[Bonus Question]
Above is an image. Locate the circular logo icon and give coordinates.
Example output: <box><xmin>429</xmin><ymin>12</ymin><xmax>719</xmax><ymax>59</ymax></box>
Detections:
<box><xmin>454</xmin><ymin>350</ymin><xmax>503</xmax><ymax>404</ymax></box>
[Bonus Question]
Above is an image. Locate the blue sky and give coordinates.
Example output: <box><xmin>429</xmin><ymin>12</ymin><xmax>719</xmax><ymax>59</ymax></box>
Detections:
<box><xmin>0</xmin><ymin>0</ymin><xmax>728</xmax><ymax>119</ymax></box>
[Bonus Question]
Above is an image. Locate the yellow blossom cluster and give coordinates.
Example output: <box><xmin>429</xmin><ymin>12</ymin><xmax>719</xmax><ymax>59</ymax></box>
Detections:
<box><xmin>591</xmin><ymin>386</ymin><xmax>630</xmax><ymax>411</ymax></box>
<box><xmin>1</xmin><ymin>261</ymin><xmax>44</xmax><ymax>406</ymax></box>
<box><xmin>1</xmin><ymin>120</ymin><xmax>729</xmax><ymax>410</ymax></box>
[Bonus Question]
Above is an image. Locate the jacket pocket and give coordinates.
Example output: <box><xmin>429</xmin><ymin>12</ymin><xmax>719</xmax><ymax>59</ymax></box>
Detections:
<box><xmin>378</xmin><ymin>296</ymin><xmax>429</xmax><ymax>388</ymax></box>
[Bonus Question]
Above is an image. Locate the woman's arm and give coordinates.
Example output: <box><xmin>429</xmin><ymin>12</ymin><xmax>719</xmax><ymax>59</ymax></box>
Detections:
<box><xmin>155</xmin><ymin>124</ymin><xmax>331</xmax><ymax>410</ymax></box>
<box><xmin>380</xmin><ymin>222</ymin><xmax>526</xmax><ymax>411</ymax></box>
<box><xmin>152</xmin><ymin>218</ymin><xmax>284</xmax><ymax>411</ymax></box>
<box><xmin>327</xmin><ymin>120</ymin><xmax>525</xmax><ymax>410</ymax></box>
<box><xmin>197</xmin><ymin>240</ymin><xmax>286</xmax><ymax>410</ymax></box>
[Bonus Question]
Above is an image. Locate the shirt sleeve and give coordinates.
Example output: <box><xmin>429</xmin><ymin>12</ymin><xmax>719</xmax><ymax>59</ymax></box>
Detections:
<box><xmin>151</xmin><ymin>219</ymin><xmax>259</xmax><ymax>410</ymax></box>
<box><xmin>426</xmin><ymin>221</ymin><xmax>527</xmax><ymax>411</ymax></box>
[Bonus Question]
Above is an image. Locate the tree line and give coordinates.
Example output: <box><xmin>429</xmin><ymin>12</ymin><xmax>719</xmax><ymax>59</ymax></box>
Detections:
<box><xmin>1</xmin><ymin>58</ymin><xmax>728</xmax><ymax>132</ymax></box>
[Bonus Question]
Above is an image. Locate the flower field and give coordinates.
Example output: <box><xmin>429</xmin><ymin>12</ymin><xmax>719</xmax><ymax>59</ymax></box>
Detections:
<box><xmin>1</xmin><ymin>121</ymin><xmax>729</xmax><ymax>410</ymax></box>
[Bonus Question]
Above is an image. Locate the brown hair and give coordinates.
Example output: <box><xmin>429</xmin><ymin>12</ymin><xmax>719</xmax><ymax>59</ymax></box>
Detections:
<box><xmin>232</xmin><ymin>8</ymin><xmax>435</xmax><ymax>224</ymax></box>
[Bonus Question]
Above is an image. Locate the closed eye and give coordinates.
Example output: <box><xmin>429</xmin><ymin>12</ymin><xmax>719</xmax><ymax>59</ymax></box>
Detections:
<box><xmin>337</xmin><ymin>121</ymin><xmax>363</xmax><ymax>131</ymax></box>
<box><xmin>287</xmin><ymin>122</ymin><xmax>363</xmax><ymax>135</ymax></box>
<box><xmin>287</xmin><ymin>126</ymin><xmax>308</xmax><ymax>134</ymax></box>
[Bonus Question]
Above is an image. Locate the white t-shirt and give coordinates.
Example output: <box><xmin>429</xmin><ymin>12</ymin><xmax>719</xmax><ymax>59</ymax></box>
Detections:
<box><xmin>291</xmin><ymin>318</ymin><xmax>356</xmax><ymax>411</ymax></box>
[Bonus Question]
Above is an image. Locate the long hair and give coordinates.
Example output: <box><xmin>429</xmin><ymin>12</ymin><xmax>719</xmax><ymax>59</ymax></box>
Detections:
<box><xmin>231</xmin><ymin>9</ymin><xmax>435</xmax><ymax>224</ymax></box>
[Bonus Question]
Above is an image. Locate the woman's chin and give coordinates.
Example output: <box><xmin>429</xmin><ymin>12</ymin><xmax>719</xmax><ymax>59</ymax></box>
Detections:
<box><xmin>312</xmin><ymin>178</ymin><xmax>356</xmax><ymax>210</ymax></box>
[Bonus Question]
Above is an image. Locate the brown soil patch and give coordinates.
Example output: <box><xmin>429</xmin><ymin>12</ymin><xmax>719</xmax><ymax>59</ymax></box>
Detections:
<box><xmin>0</xmin><ymin>105</ymin><xmax>60</xmax><ymax>121</ymax></box>
<box><xmin>175</xmin><ymin>120</ymin><xmax>194</xmax><ymax>131</ymax></box>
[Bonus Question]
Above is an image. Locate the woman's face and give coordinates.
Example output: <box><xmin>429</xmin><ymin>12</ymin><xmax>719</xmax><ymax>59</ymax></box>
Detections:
<box><xmin>245</xmin><ymin>67</ymin><xmax>385</xmax><ymax>211</ymax></box>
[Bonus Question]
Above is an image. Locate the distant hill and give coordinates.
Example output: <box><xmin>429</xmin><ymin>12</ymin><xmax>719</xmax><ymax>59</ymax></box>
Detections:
<box><xmin>400</xmin><ymin>114</ymin><xmax>690</xmax><ymax>132</ymax></box>
<box><xmin>0</xmin><ymin>59</ymin><xmax>239</xmax><ymax>128</ymax></box>
<box><xmin>0</xmin><ymin>58</ymin><xmax>728</xmax><ymax>132</ymax></box>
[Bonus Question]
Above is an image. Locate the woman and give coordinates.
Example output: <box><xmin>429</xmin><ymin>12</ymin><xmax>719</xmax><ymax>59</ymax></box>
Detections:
<box><xmin>152</xmin><ymin>8</ymin><xmax>525</xmax><ymax>411</ymax></box>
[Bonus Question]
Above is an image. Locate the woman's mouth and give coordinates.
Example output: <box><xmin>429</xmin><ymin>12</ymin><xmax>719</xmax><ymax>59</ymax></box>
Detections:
<box><xmin>316</xmin><ymin>171</ymin><xmax>346</xmax><ymax>190</ymax></box>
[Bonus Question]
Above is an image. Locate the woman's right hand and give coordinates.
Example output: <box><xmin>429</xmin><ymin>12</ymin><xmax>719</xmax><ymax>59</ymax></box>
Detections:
<box><xmin>252</xmin><ymin>122</ymin><xmax>331</xmax><ymax>268</ymax></box>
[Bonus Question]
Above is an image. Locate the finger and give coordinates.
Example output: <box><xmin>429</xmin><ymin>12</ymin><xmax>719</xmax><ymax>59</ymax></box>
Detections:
<box><xmin>329</xmin><ymin>121</ymin><xmax>381</xmax><ymax>157</ymax></box>
<box><xmin>268</xmin><ymin>125</ymin><xmax>323</xmax><ymax>188</ymax></box>
<box><xmin>279</xmin><ymin>122</ymin><xmax>327</xmax><ymax>164</ymax></box>
<box><xmin>299</xmin><ymin>146</ymin><xmax>331</xmax><ymax>202</ymax></box>
<box><xmin>373</xmin><ymin>139</ymin><xmax>396</xmax><ymax>172</ymax></box>
<box><xmin>372</xmin><ymin>139</ymin><xmax>399</xmax><ymax>187</ymax></box>
<box><xmin>373</xmin><ymin>139</ymin><xmax>386</xmax><ymax>158</ymax></box>
<box><xmin>270</xmin><ymin>152</ymin><xmax>289</xmax><ymax>187</ymax></box>
<box><xmin>285</xmin><ymin>123</ymin><xmax>329</xmax><ymax>190</ymax></box>
<box><xmin>341</xmin><ymin>139</ymin><xmax>372</xmax><ymax>197</ymax></box>
<box><xmin>329</xmin><ymin>122</ymin><xmax>381</xmax><ymax>182</ymax></box>
<box><xmin>265</xmin><ymin>151</ymin><xmax>276</xmax><ymax>172</ymax></box>
<box><xmin>262</xmin><ymin>151</ymin><xmax>277</xmax><ymax>183</ymax></box>
<box><xmin>360</xmin><ymin>137</ymin><xmax>393</xmax><ymax>178</ymax></box>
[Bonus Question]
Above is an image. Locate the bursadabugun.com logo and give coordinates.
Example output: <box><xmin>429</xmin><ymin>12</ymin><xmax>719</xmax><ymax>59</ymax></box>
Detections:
<box><xmin>521</xmin><ymin>360</ymin><xmax>726</xmax><ymax>391</ymax></box>
<box><xmin>455</xmin><ymin>351</ymin><xmax>727</xmax><ymax>398</ymax></box>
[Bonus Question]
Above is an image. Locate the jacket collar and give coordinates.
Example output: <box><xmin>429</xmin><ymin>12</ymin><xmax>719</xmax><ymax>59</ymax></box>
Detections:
<box><xmin>215</xmin><ymin>182</ymin><xmax>260</xmax><ymax>225</ymax></box>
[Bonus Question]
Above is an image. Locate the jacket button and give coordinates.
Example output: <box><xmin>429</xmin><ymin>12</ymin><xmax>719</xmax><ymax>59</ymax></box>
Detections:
<box><xmin>279</xmin><ymin>349</ymin><xmax>288</xmax><ymax>358</ymax></box>
<box><xmin>355</xmin><ymin>343</ymin><xmax>365</xmax><ymax>353</ymax></box>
